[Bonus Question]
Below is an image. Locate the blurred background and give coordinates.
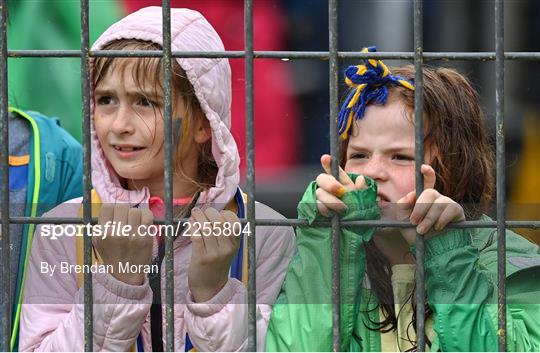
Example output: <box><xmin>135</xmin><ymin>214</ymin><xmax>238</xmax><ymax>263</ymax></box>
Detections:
<box><xmin>6</xmin><ymin>0</ymin><xmax>539</xmax><ymax>242</ymax></box>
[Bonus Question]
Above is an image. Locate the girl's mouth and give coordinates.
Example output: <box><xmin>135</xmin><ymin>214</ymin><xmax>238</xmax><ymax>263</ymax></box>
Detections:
<box><xmin>111</xmin><ymin>144</ymin><xmax>146</xmax><ymax>158</ymax></box>
<box><xmin>113</xmin><ymin>145</ymin><xmax>144</xmax><ymax>152</ymax></box>
<box><xmin>376</xmin><ymin>194</ymin><xmax>391</xmax><ymax>209</ymax></box>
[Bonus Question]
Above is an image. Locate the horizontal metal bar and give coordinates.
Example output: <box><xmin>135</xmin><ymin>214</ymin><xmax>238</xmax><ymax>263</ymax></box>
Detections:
<box><xmin>6</xmin><ymin>49</ymin><xmax>245</xmax><ymax>58</ymax></box>
<box><xmin>8</xmin><ymin>50</ymin><xmax>540</xmax><ymax>61</ymax></box>
<box><xmin>8</xmin><ymin>50</ymin><xmax>82</xmax><ymax>57</ymax></box>
<box><xmin>6</xmin><ymin>49</ymin><xmax>244</xmax><ymax>58</ymax></box>
<box><xmin>9</xmin><ymin>217</ymin><xmax>540</xmax><ymax>228</ymax></box>
<box><xmin>93</xmin><ymin>50</ymin><xmax>245</xmax><ymax>58</ymax></box>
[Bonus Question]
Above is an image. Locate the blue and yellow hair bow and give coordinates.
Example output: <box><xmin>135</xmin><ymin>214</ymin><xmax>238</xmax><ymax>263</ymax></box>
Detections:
<box><xmin>338</xmin><ymin>46</ymin><xmax>415</xmax><ymax>140</ymax></box>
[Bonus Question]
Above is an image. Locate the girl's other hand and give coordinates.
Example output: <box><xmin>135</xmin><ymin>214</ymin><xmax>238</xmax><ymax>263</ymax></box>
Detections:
<box><xmin>93</xmin><ymin>204</ymin><xmax>154</xmax><ymax>285</ymax></box>
<box><xmin>316</xmin><ymin>154</ymin><xmax>367</xmax><ymax>217</ymax></box>
<box><xmin>188</xmin><ymin>207</ymin><xmax>242</xmax><ymax>302</ymax></box>
<box><xmin>396</xmin><ymin>164</ymin><xmax>465</xmax><ymax>245</ymax></box>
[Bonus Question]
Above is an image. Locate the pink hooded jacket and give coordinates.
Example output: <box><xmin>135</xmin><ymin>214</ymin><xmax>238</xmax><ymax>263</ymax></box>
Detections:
<box><xmin>19</xmin><ymin>7</ymin><xmax>295</xmax><ymax>352</ymax></box>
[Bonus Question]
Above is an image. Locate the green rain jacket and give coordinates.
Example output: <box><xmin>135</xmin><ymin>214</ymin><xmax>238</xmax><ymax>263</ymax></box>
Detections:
<box><xmin>266</xmin><ymin>175</ymin><xmax>540</xmax><ymax>352</ymax></box>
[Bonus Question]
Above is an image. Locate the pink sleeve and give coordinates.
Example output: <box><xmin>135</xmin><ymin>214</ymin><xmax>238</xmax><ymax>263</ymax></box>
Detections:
<box><xmin>19</xmin><ymin>212</ymin><xmax>153</xmax><ymax>352</ymax></box>
<box><xmin>183</xmin><ymin>216</ymin><xmax>296</xmax><ymax>351</ymax></box>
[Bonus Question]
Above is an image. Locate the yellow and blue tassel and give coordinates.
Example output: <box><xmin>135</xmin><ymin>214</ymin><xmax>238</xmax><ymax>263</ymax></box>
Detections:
<box><xmin>338</xmin><ymin>46</ymin><xmax>415</xmax><ymax>140</ymax></box>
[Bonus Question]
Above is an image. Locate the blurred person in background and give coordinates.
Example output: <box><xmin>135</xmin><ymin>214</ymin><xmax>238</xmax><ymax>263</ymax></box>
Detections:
<box><xmin>7</xmin><ymin>0</ymin><xmax>123</xmax><ymax>142</ymax></box>
<box><xmin>0</xmin><ymin>107</ymin><xmax>82</xmax><ymax>352</ymax></box>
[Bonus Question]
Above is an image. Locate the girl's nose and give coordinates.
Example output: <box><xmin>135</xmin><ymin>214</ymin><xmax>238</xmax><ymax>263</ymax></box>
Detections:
<box><xmin>363</xmin><ymin>158</ymin><xmax>389</xmax><ymax>181</ymax></box>
<box><xmin>110</xmin><ymin>105</ymin><xmax>134</xmax><ymax>135</ymax></box>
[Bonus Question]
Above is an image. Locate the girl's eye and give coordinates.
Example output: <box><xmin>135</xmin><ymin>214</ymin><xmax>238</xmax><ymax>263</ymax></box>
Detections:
<box><xmin>393</xmin><ymin>154</ymin><xmax>414</xmax><ymax>161</ymax></box>
<box><xmin>349</xmin><ymin>153</ymin><xmax>368</xmax><ymax>160</ymax></box>
<box><xmin>96</xmin><ymin>96</ymin><xmax>113</xmax><ymax>105</ymax></box>
<box><xmin>138</xmin><ymin>97</ymin><xmax>157</xmax><ymax>107</ymax></box>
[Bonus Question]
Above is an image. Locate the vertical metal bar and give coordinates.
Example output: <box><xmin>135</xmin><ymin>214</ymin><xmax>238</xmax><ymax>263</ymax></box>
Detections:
<box><xmin>413</xmin><ymin>0</ymin><xmax>426</xmax><ymax>351</ymax></box>
<box><xmin>495</xmin><ymin>0</ymin><xmax>507</xmax><ymax>350</ymax></box>
<box><xmin>244</xmin><ymin>0</ymin><xmax>257</xmax><ymax>350</ymax></box>
<box><xmin>328</xmin><ymin>0</ymin><xmax>340</xmax><ymax>351</ymax></box>
<box><xmin>161</xmin><ymin>1</ymin><xmax>174</xmax><ymax>351</ymax></box>
<box><xmin>80</xmin><ymin>0</ymin><xmax>93</xmax><ymax>351</ymax></box>
<box><xmin>0</xmin><ymin>0</ymin><xmax>10</xmax><ymax>351</ymax></box>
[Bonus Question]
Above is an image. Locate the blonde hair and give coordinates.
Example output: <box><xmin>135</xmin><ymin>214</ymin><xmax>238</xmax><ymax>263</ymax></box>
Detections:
<box><xmin>92</xmin><ymin>39</ymin><xmax>218</xmax><ymax>191</ymax></box>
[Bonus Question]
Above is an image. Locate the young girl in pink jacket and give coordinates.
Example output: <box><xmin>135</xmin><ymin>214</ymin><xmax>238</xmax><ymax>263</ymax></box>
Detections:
<box><xmin>19</xmin><ymin>7</ymin><xmax>295</xmax><ymax>351</ymax></box>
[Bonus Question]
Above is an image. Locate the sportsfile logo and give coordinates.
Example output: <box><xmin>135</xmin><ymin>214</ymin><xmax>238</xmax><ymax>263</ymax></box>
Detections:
<box><xmin>40</xmin><ymin>221</ymin><xmax>251</xmax><ymax>240</ymax></box>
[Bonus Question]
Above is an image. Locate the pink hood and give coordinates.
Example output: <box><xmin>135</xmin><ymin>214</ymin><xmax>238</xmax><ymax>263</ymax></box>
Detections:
<box><xmin>90</xmin><ymin>6</ymin><xmax>240</xmax><ymax>207</ymax></box>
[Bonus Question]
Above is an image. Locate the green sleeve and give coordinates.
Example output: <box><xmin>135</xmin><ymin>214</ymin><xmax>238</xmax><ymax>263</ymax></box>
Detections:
<box><xmin>266</xmin><ymin>175</ymin><xmax>380</xmax><ymax>352</ymax></box>
<box><xmin>423</xmin><ymin>229</ymin><xmax>540</xmax><ymax>351</ymax></box>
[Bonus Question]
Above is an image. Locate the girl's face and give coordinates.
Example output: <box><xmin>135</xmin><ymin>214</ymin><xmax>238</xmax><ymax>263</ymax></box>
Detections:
<box><xmin>345</xmin><ymin>97</ymin><xmax>427</xmax><ymax>220</ymax></box>
<box><xmin>94</xmin><ymin>61</ymin><xmax>188</xmax><ymax>189</ymax></box>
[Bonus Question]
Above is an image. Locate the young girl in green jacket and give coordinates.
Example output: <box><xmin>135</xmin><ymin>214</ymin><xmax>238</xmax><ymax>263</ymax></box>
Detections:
<box><xmin>266</xmin><ymin>48</ymin><xmax>540</xmax><ymax>352</ymax></box>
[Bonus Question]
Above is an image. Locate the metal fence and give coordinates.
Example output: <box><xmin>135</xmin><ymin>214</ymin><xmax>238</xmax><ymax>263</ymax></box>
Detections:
<box><xmin>1</xmin><ymin>0</ymin><xmax>540</xmax><ymax>351</ymax></box>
